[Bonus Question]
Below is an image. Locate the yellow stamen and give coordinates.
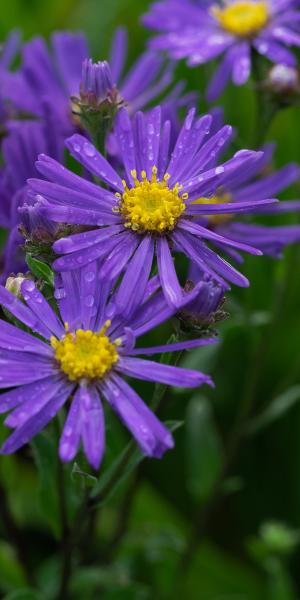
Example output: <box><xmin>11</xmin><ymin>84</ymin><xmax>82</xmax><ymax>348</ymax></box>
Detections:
<box><xmin>191</xmin><ymin>192</ymin><xmax>233</xmax><ymax>226</ymax></box>
<box><xmin>114</xmin><ymin>165</ymin><xmax>187</xmax><ymax>234</ymax></box>
<box><xmin>51</xmin><ymin>320</ymin><xmax>119</xmax><ymax>382</ymax></box>
<box><xmin>212</xmin><ymin>1</ymin><xmax>269</xmax><ymax>37</ymax></box>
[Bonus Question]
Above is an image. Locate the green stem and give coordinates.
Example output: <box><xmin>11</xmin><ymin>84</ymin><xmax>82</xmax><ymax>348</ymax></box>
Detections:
<box><xmin>252</xmin><ymin>51</ymin><xmax>277</xmax><ymax>148</ymax></box>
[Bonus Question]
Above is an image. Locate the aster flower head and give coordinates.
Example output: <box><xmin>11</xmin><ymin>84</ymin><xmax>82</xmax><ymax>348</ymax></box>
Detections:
<box><xmin>0</xmin><ymin>265</ymin><xmax>215</xmax><ymax>469</ymax></box>
<box><xmin>0</xmin><ymin>117</ymin><xmax>63</xmax><ymax>280</ymax></box>
<box><xmin>179</xmin><ymin>270</ymin><xmax>226</xmax><ymax>332</ymax></box>
<box><xmin>3</xmin><ymin>28</ymin><xmax>189</xmax><ymax>136</ymax></box>
<box><xmin>194</xmin><ymin>143</ymin><xmax>300</xmax><ymax>260</ymax></box>
<box><xmin>29</xmin><ymin>106</ymin><xmax>277</xmax><ymax>314</ymax></box>
<box><xmin>143</xmin><ymin>0</ymin><xmax>300</xmax><ymax>101</ymax></box>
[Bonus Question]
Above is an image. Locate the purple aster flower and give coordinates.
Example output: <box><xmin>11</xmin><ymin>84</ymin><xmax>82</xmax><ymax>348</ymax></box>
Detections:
<box><xmin>0</xmin><ymin>116</ymin><xmax>63</xmax><ymax>280</ymax></box>
<box><xmin>29</xmin><ymin>106</ymin><xmax>277</xmax><ymax>312</ymax></box>
<box><xmin>191</xmin><ymin>144</ymin><xmax>300</xmax><ymax>260</ymax></box>
<box><xmin>0</xmin><ymin>266</ymin><xmax>215</xmax><ymax>469</ymax></box>
<box><xmin>0</xmin><ymin>30</ymin><xmax>21</xmax><ymax>132</ymax></box>
<box><xmin>3</xmin><ymin>28</ymin><xmax>189</xmax><ymax>135</ymax></box>
<box><xmin>143</xmin><ymin>0</ymin><xmax>300</xmax><ymax>101</ymax></box>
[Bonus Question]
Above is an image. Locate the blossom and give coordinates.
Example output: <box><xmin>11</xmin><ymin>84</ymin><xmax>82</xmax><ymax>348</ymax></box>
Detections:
<box><xmin>0</xmin><ymin>118</ymin><xmax>63</xmax><ymax>280</ymax></box>
<box><xmin>29</xmin><ymin>106</ymin><xmax>277</xmax><ymax>312</ymax></box>
<box><xmin>0</xmin><ymin>266</ymin><xmax>215</xmax><ymax>469</ymax></box>
<box><xmin>191</xmin><ymin>144</ymin><xmax>300</xmax><ymax>260</ymax></box>
<box><xmin>143</xmin><ymin>0</ymin><xmax>300</xmax><ymax>101</ymax></box>
<box><xmin>0</xmin><ymin>30</ymin><xmax>21</xmax><ymax>129</ymax></box>
<box><xmin>3</xmin><ymin>28</ymin><xmax>185</xmax><ymax>134</ymax></box>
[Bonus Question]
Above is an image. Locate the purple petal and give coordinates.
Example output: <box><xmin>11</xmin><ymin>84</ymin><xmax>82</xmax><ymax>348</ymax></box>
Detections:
<box><xmin>101</xmin><ymin>375</ymin><xmax>174</xmax><ymax>458</ymax></box>
<box><xmin>79</xmin><ymin>385</ymin><xmax>105</xmax><ymax>470</ymax></box>
<box><xmin>157</xmin><ymin>236</ymin><xmax>183</xmax><ymax>307</ymax></box>
<box><xmin>128</xmin><ymin>337</ymin><xmax>217</xmax><ymax>356</ymax></box>
<box><xmin>21</xmin><ymin>280</ymin><xmax>64</xmax><ymax>338</ymax></box>
<box><xmin>65</xmin><ymin>134</ymin><xmax>123</xmax><ymax>192</ymax></box>
<box><xmin>115</xmin><ymin>236</ymin><xmax>154</xmax><ymax>318</ymax></box>
<box><xmin>1</xmin><ymin>382</ymin><xmax>74</xmax><ymax>454</ymax></box>
<box><xmin>117</xmin><ymin>356</ymin><xmax>213</xmax><ymax>388</ymax></box>
<box><xmin>59</xmin><ymin>389</ymin><xmax>81</xmax><ymax>463</ymax></box>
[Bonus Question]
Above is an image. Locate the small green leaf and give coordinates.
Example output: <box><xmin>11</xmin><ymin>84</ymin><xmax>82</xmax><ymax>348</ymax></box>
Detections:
<box><xmin>25</xmin><ymin>255</ymin><xmax>54</xmax><ymax>287</ymax></box>
<box><xmin>246</xmin><ymin>385</ymin><xmax>300</xmax><ymax>435</ymax></box>
<box><xmin>185</xmin><ymin>395</ymin><xmax>223</xmax><ymax>502</ymax></box>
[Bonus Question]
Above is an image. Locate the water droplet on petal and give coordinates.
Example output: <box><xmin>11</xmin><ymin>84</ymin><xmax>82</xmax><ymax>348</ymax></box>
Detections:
<box><xmin>83</xmin><ymin>142</ymin><xmax>96</xmax><ymax>157</ymax></box>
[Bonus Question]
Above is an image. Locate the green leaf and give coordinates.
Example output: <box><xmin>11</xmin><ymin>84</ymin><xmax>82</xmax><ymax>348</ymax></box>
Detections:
<box><xmin>185</xmin><ymin>395</ymin><xmax>223</xmax><ymax>502</ymax></box>
<box><xmin>31</xmin><ymin>433</ymin><xmax>60</xmax><ymax>537</ymax></box>
<box><xmin>25</xmin><ymin>255</ymin><xmax>54</xmax><ymax>287</ymax></box>
<box><xmin>246</xmin><ymin>385</ymin><xmax>300</xmax><ymax>435</ymax></box>
<box><xmin>0</xmin><ymin>542</ymin><xmax>27</xmax><ymax>593</ymax></box>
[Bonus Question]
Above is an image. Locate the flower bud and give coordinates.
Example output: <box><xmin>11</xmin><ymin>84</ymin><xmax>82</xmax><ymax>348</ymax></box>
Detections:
<box><xmin>178</xmin><ymin>272</ymin><xmax>227</xmax><ymax>333</ymax></box>
<box><xmin>5</xmin><ymin>273</ymin><xmax>29</xmax><ymax>298</ymax></box>
<box><xmin>266</xmin><ymin>64</ymin><xmax>300</xmax><ymax>99</ymax></box>
<box><xmin>71</xmin><ymin>59</ymin><xmax>124</xmax><ymax>152</ymax></box>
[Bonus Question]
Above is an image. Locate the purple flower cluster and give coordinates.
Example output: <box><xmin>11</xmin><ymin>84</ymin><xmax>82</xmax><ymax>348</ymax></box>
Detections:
<box><xmin>143</xmin><ymin>0</ymin><xmax>300</xmax><ymax>100</ymax></box>
<box><xmin>0</xmin><ymin>12</ymin><xmax>299</xmax><ymax>470</ymax></box>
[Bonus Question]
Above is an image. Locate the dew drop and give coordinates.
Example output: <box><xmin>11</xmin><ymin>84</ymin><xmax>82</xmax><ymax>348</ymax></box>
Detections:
<box><xmin>84</xmin><ymin>271</ymin><xmax>95</xmax><ymax>283</ymax></box>
<box><xmin>84</xmin><ymin>295</ymin><xmax>95</xmax><ymax>307</ymax></box>
<box><xmin>83</xmin><ymin>142</ymin><xmax>96</xmax><ymax>157</ymax></box>
<box><xmin>215</xmin><ymin>166</ymin><xmax>224</xmax><ymax>174</ymax></box>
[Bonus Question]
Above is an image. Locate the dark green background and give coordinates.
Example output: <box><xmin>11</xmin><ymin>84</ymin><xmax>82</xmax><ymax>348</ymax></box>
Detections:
<box><xmin>1</xmin><ymin>1</ymin><xmax>300</xmax><ymax>598</ymax></box>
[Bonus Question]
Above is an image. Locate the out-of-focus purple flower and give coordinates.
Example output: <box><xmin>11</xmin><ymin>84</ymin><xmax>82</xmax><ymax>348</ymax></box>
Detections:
<box><xmin>0</xmin><ymin>116</ymin><xmax>63</xmax><ymax>280</ymax></box>
<box><xmin>3</xmin><ymin>28</ymin><xmax>191</xmax><ymax>135</ymax></box>
<box><xmin>2</xmin><ymin>32</ymin><xmax>89</xmax><ymax>134</ymax></box>
<box><xmin>0</xmin><ymin>30</ymin><xmax>21</xmax><ymax>132</ymax></box>
<box><xmin>29</xmin><ymin>106</ymin><xmax>279</xmax><ymax>312</ymax></box>
<box><xmin>191</xmin><ymin>144</ymin><xmax>300</xmax><ymax>260</ymax></box>
<box><xmin>143</xmin><ymin>0</ymin><xmax>300</xmax><ymax>101</ymax></box>
<box><xmin>0</xmin><ymin>267</ymin><xmax>215</xmax><ymax>469</ymax></box>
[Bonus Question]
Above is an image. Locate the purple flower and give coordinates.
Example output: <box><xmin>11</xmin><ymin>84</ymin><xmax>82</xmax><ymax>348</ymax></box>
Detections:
<box><xmin>0</xmin><ymin>30</ymin><xmax>21</xmax><ymax>131</ymax></box>
<box><xmin>191</xmin><ymin>144</ymin><xmax>300</xmax><ymax>260</ymax></box>
<box><xmin>0</xmin><ymin>267</ymin><xmax>215</xmax><ymax>469</ymax></box>
<box><xmin>143</xmin><ymin>0</ymin><xmax>300</xmax><ymax>101</ymax></box>
<box><xmin>29</xmin><ymin>106</ymin><xmax>278</xmax><ymax>312</ymax></box>
<box><xmin>3</xmin><ymin>28</ymin><xmax>187</xmax><ymax>134</ymax></box>
<box><xmin>0</xmin><ymin>117</ymin><xmax>63</xmax><ymax>280</ymax></box>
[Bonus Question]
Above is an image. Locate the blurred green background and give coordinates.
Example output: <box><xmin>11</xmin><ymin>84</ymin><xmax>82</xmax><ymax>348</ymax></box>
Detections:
<box><xmin>1</xmin><ymin>1</ymin><xmax>300</xmax><ymax>599</ymax></box>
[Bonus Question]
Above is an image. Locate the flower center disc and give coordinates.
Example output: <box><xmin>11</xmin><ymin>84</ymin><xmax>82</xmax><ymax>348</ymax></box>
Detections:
<box><xmin>213</xmin><ymin>1</ymin><xmax>269</xmax><ymax>37</ymax></box>
<box><xmin>51</xmin><ymin>322</ymin><xmax>119</xmax><ymax>381</ymax></box>
<box><xmin>115</xmin><ymin>166</ymin><xmax>187</xmax><ymax>233</ymax></box>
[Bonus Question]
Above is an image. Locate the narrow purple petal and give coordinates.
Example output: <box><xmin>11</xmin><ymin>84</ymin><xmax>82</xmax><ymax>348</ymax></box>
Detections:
<box><xmin>117</xmin><ymin>357</ymin><xmax>213</xmax><ymax>388</ymax></box>
<box><xmin>128</xmin><ymin>337</ymin><xmax>217</xmax><ymax>356</ymax></box>
<box><xmin>1</xmin><ymin>383</ymin><xmax>74</xmax><ymax>454</ymax></box>
<box><xmin>115</xmin><ymin>236</ymin><xmax>154</xmax><ymax>318</ymax></box>
<box><xmin>59</xmin><ymin>389</ymin><xmax>81</xmax><ymax>463</ymax></box>
<box><xmin>101</xmin><ymin>375</ymin><xmax>174</xmax><ymax>458</ymax></box>
<box><xmin>79</xmin><ymin>385</ymin><xmax>105</xmax><ymax>470</ymax></box>
<box><xmin>157</xmin><ymin>236</ymin><xmax>183</xmax><ymax>307</ymax></box>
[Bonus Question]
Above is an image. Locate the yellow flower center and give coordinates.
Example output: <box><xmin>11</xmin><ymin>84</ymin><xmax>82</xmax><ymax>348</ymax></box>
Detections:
<box><xmin>191</xmin><ymin>193</ymin><xmax>233</xmax><ymax>226</ymax></box>
<box><xmin>51</xmin><ymin>321</ymin><xmax>119</xmax><ymax>382</ymax></box>
<box><xmin>114</xmin><ymin>166</ymin><xmax>187</xmax><ymax>234</ymax></box>
<box><xmin>212</xmin><ymin>1</ymin><xmax>269</xmax><ymax>37</ymax></box>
